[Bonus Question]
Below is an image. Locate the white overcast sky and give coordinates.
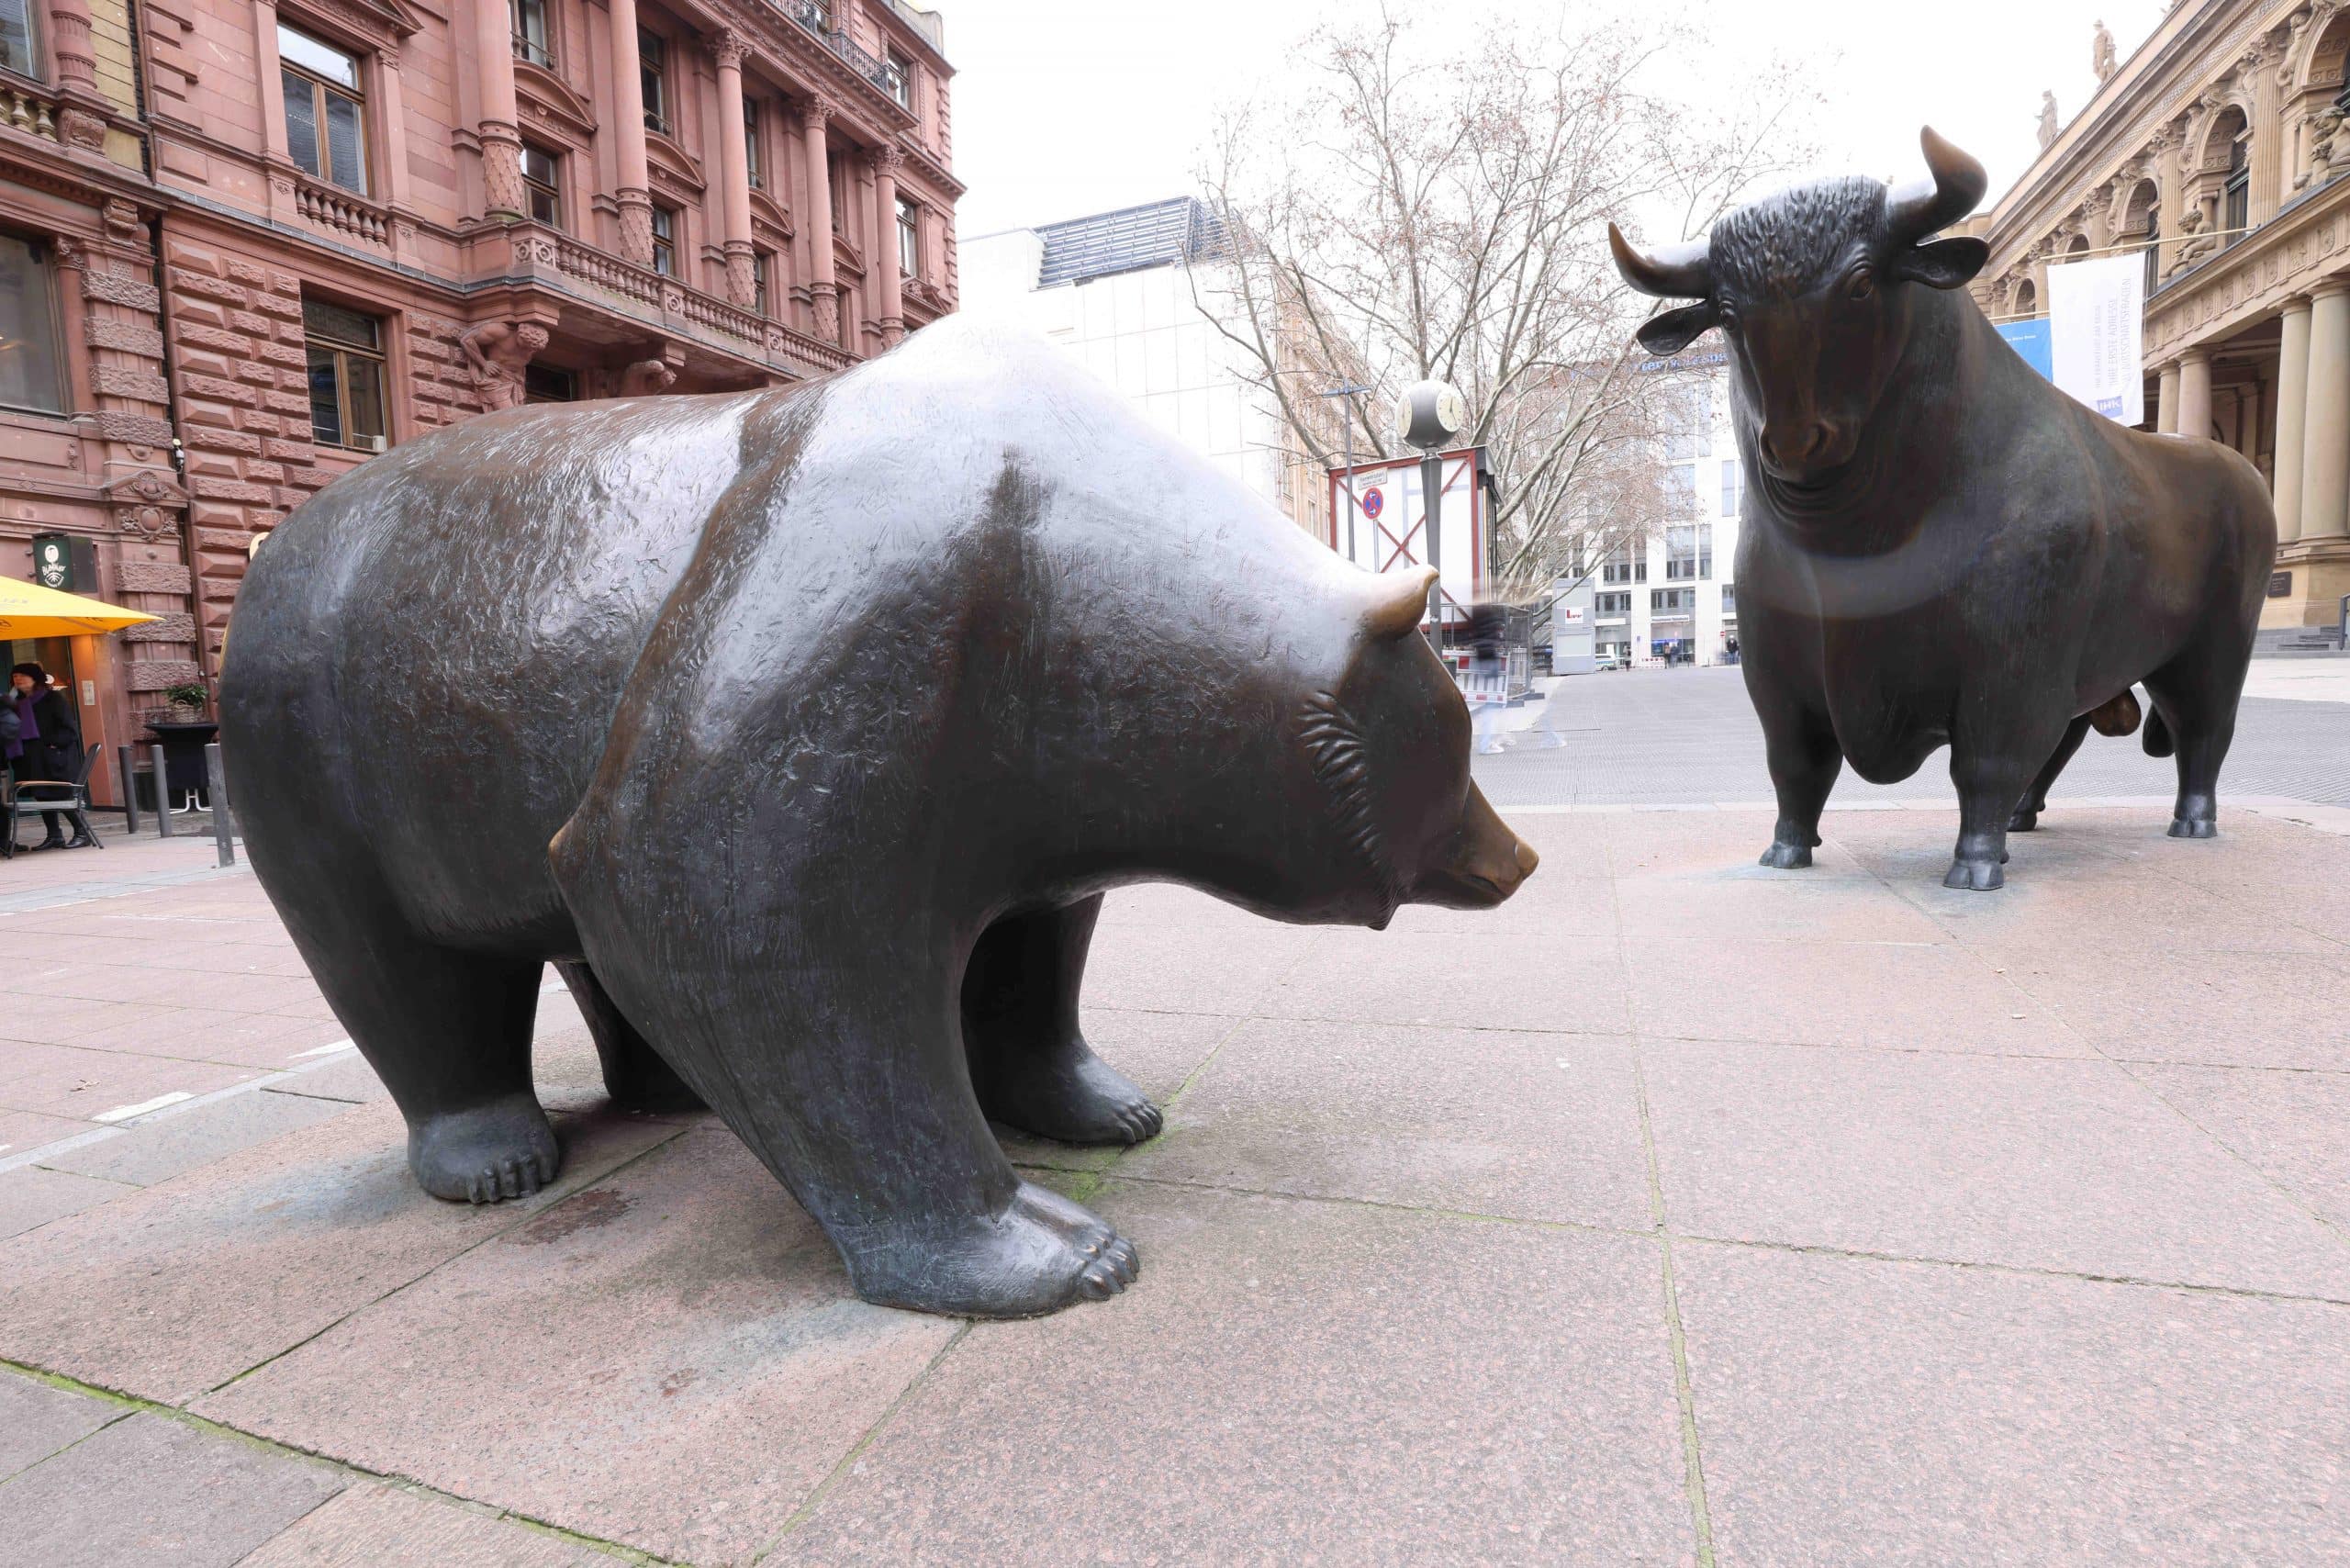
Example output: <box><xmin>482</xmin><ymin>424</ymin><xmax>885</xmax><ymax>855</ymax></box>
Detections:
<box><xmin>949</xmin><ymin>0</ymin><xmax>2171</xmax><ymax>241</ymax></box>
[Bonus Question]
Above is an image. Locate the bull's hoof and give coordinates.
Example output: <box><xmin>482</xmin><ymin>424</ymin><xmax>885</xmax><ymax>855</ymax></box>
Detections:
<box><xmin>844</xmin><ymin>1181</ymin><xmax>1139</xmax><ymax>1318</ymax></box>
<box><xmin>2167</xmin><ymin>816</ymin><xmax>2218</xmax><ymax>839</ymax></box>
<box><xmin>409</xmin><ymin>1094</ymin><xmax>561</xmax><ymax>1204</ymax></box>
<box><xmin>1758</xmin><ymin>841</ymin><xmax>1813</xmax><ymax>870</ymax></box>
<box><xmin>1942</xmin><ymin>857</ymin><xmax>2006</xmax><ymax>892</ymax></box>
<box><xmin>2008</xmin><ymin>807</ymin><xmax>2040</xmax><ymax>833</ymax></box>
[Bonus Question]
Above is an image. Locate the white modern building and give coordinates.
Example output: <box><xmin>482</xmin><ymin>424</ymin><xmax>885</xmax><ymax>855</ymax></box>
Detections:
<box><xmin>1589</xmin><ymin>350</ymin><xmax>1744</xmax><ymax>668</ymax></box>
<box><xmin>959</xmin><ymin>198</ymin><xmax>1327</xmax><ymax>538</ymax></box>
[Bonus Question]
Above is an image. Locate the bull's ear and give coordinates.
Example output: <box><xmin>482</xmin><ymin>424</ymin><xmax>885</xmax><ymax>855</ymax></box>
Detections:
<box><xmin>1636</xmin><ymin>302</ymin><xmax>1718</xmax><ymax>356</ymax></box>
<box><xmin>1363</xmin><ymin>566</ymin><xmax>1437</xmax><ymax>641</ymax></box>
<box><xmin>1890</xmin><ymin>236</ymin><xmax>1988</xmax><ymax>290</ymax></box>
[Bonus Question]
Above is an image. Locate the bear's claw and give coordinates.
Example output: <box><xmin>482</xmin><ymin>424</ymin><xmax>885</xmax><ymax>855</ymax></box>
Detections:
<box><xmin>409</xmin><ymin>1093</ymin><xmax>562</xmax><ymax>1205</ymax></box>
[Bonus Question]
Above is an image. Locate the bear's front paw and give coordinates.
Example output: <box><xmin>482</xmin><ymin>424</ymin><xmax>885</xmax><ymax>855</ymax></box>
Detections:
<box><xmin>975</xmin><ymin>1039</ymin><xmax>1164</xmax><ymax>1147</ymax></box>
<box><xmin>845</xmin><ymin>1181</ymin><xmax>1139</xmax><ymax>1318</ymax></box>
<box><xmin>408</xmin><ymin>1093</ymin><xmax>560</xmax><ymax>1204</ymax></box>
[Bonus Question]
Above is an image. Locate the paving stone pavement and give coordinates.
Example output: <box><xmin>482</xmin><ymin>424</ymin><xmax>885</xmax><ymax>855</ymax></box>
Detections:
<box><xmin>0</xmin><ymin>796</ymin><xmax>2344</xmax><ymax>1563</ymax></box>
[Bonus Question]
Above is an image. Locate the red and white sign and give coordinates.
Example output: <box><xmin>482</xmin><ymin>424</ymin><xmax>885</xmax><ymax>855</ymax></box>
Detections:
<box><xmin>1326</xmin><ymin>448</ymin><xmax>1486</xmax><ymax>622</ymax></box>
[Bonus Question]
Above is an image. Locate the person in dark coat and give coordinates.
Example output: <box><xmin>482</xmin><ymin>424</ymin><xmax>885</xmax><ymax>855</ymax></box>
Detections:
<box><xmin>8</xmin><ymin>662</ymin><xmax>89</xmax><ymax>849</ymax></box>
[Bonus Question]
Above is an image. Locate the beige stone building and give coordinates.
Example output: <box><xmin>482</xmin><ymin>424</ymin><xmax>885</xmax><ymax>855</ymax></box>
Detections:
<box><xmin>1981</xmin><ymin>0</ymin><xmax>2350</xmax><ymax>639</ymax></box>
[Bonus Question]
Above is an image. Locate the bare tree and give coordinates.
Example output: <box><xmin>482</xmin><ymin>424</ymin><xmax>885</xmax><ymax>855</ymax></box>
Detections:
<box><xmin>1192</xmin><ymin>3</ymin><xmax>1817</xmax><ymax>600</ymax></box>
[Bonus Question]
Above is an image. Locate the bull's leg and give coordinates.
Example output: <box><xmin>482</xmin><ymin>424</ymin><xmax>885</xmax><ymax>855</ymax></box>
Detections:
<box><xmin>2008</xmin><ymin>714</ymin><xmax>2093</xmax><ymax>833</ymax></box>
<box><xmin>962</xmin><ymin>895</ymin><xmax>1162</xmax><ymax>1147</ymax></box>
<box><xmin>1945</xmin><ymin>711</ymin><xmax>2072</xmax><ymax>891</ymax></box>
<box><xmin>2143</xmin><ymin>642</ymin><xmax>2249</xmax><ymax>838</ymax></box>
<box><xmin>1753</xmin><ymin>693</ymin><xmax>1841</xmax><ymax>869</ymax></box>
<box><xmin>555</xmin><ymin>959</ymin><xmax>704</xmax><ymax>1113</ymax></box>
<box><xmin>272</xmin><ymin>869</ymin><xmax>555</xmax><ymax>1202</ymax></box>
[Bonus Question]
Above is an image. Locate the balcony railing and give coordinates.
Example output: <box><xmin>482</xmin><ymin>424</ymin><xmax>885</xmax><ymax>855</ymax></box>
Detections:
<box><xmin>524</xmin><ymin>226</ymin><xmax>856</xmax><ymax>375</ymax></box>
<box><xmin>0</xmin><ymin>80</ymin><xmax>58</xmax><ymax>141</ymax></box>
<box><xmin>777</xmin><ymin>0</ymin><xmax>908</xmax><ymax>107</ymax></box>
<box><xmin>294</xmin><ymin>174</ymin><xmax>390</xmax><ymax>248</ymax></box>
<box><xmin>512</xmin><ymin>33</ymin><xmax>554</xmax><ymax>69</ymax></box>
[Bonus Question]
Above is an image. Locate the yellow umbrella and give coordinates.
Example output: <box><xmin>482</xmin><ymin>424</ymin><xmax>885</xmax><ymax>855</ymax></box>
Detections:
<box><xmin>0</xmin><ymin>576</ymin><xmax>160</xmax><ymax>637</ymax></box>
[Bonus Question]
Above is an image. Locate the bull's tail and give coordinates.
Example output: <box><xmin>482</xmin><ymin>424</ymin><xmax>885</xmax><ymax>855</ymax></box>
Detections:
<box><xmin>2142</xmin><ymin>706</ymin><xmax>2174</xmax><ymax>758</ymax></box>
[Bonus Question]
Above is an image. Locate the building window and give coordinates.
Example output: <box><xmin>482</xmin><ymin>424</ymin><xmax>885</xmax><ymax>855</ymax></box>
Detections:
<box><xmin>0</xmin><ymin>233</ymin><xmax>64</xmax><ymax>415</ymax></box>
<box><xmin>509</xmin><ymin>0</ymin><xmax>551</xmax><ymax>67</ymax></box>
<box><xmin>303</xmin><ymin>295</ymin><xmax>386</xmax><ymax>451</ymax></box>
<box><xmin>520</xmin><ymin>142</ymin><xmax>561</xmax><ymax>227</ymax></box>
<box><xmin>280</xmin><ymin>25</ymin><xmax>367</xmax><ymax>196</ymax></box>
<box><xmin>639</xmin><ymin>28</ymin><xmax>667</xmax><ymax>135</ymax></box>
<box><xmin>650</xmin><ymin>205</ymin><xmax>676</xmax><ymax>275</ymax></box>
<box><xmin>2222</xmin><ymin>137</ymin><xmax>2249</xmax><ymax>244</ymax></box>
<box><xmin>1601</xmin><ymin>550</ymin><xmax>1646</xmax><ymax>586</ymax></box>
<box><xmin>1594</xmin><ymin>591</ymin><xmax>1631</xmax><ymax>616</ymax></box>
<box><xmin>1664</xmin><ymin>462</ymin><xmax>1695</xmax><ymax>515</ymax></box>
<box><xmin>828</xmin><ymin>153</ymin><xmax>844</xmax><ymax>231</ymax></box>
<box><xmin>1666</xmin><ymin>524</ymin><xmax>1712</xmax><ymax>581</ymax></box>
<box><xmin>803</xmin><ymin>0</ymin><xmax>834</xmax><ymax>30</ymax></box>
<box><xmin>1651</xmin><ymin>587</ymin><xmax>1695</xmax><ymax>614</ymax></box>
<box><xmin>522</xmin><ymin>364</ymin><xmax>575</xmax><ymax>402</ymax></box>
<box><xmin>1720</xmin><ymin>459</ymin><xmax>1741</xmax><ymax>516</ymax></box>
<box><xmin>884</xmin><ymin>48</ymin><xmax>912</xmax><ymax>111</ymax></box>
<box><xmin>1661</xmin><ymin>385</ymin><xmax>1709</xmax><ymax>459</ymax></box>
<box><xmin>744</xmin><ymin>99</ymin><xmax>764</xmax><ymax>190</ymax></box>
<box><xmin>752</xmin><ymin>250</ymin><xmax>771</xmax><ymax>317</ymax></box>
<box><xmin>1721</xmin><ymin>584</ymin><xmax>1737</xmax><ymax>615</ymax></box>
<box><xmin>896</xmin><ymin>195</ymin><xmax>919</xmax><ymax>277</ymax></box>
<box><xmin>2143</xmin><ymin>212</ymin><xmax>2160</xmax><ymax>297</ymax></box>
<box><xmin>0</xmin><ymin>0</ymin><xmax>39</xmax><ymax>77</ymax></box>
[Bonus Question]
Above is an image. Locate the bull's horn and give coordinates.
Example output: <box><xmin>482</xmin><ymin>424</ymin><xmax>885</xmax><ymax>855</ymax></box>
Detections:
<box><xmin>1362</xmin><ymin>566</ymin><xmax>1437</xmax><ymax>641</ymax></box>
<box><xmin>1886</xmin><ymin>126</ymin><xmax>1987</xmax><ymax>243</ymax></box>
<box><xmin>1608</xmin><ymin>222</ymin><xmax>1712</xmax><ymax>299</ymax></box>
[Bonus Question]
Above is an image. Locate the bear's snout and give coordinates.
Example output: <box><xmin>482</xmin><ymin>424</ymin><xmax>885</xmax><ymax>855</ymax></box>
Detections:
<box><xmin>1409</xmin><ymin>781</ymin><xmax>1538</xmax><ymax>910</ymax></box>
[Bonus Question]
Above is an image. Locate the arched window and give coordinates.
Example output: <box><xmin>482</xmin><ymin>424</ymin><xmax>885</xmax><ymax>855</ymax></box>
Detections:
<box><xmin>2013</xmin><ymin>277</ymin><xmax>2037</xmax><ymax>317</ymax></box>
<box><xmin>2223</xmin><ymin>129</ymin><xmax>2250</xmax><ymax>241</ymax></box>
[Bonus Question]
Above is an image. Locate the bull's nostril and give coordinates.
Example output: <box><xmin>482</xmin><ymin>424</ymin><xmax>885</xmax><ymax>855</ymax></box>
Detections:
<box><xmin>1516</xmin><ymin>839</ymin><xmax>1539</xmax><ymax>878</ymax></box>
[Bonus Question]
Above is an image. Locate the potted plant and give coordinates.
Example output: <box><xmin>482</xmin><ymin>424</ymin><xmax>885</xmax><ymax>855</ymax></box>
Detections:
<box><xmin>162</xmin><ymin>682</ymin><xmax>209</xmax><ymax>722</ymax></box>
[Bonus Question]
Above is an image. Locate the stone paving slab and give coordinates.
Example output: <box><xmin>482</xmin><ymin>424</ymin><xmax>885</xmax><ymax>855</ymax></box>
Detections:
<box><xmin>37</xmin><ymin>1083</ymin><xmax>352</xmax><ymax>1187</ymax></box>
<box><xmin>0</xmin><ymin>1100</ymin><xmax>687</xmax><ymax>1404</ymax></box>
<box><xmin>1644</xmin><ymin>1038</ymin><xmax>2350</xmax><ymax>1298</ymax></box>
<box><xmin>2127</xmin><ymin>1061</ymin><xmax>2350</xmax><ymax>1233</ymax></box>
<box><xmin>1674</xmin><ymin>1242</ymin><xmax>2350</xmax><ymax>1565</ymax></box>
<box><xmin>0</xmin><ymin>1369</ymin><xmax>128</xmax><ymax>1482</ymax></box>
<box><xmin>0</xmin><ymin>1409</ymin><xmax>348</xmax><ymax>1568</ymax></box>
<box><xmin>1121</xmin><ymin>1016</ymin><xmax>1651</xmax><ymax>1228</ymax></box>
<box><xmin>0</xmin><ymin>1164</ymin><xmax>135</xmax><ymax>1241</ymax></box>
<box><xmin>196</xmin><ymin>1128</ymin><xmax>963</xmax><ymax>1566</ymax></box>
<box><xmin>767</xmin><ymin>1180</ymin><xmax>1695</xmax><ymax>1568</ymax></box>
<box><xmin>235</xmin><ymin>1482</ymin><xmax>624</xmax><ymax>1566</ymax></box>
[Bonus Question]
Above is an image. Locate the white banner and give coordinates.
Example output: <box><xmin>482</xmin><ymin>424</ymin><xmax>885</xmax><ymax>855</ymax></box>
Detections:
<box><xmin>2046</xmin><ymin>252</ymin><xmax>2144</xmax><ymax>425</ymax></box>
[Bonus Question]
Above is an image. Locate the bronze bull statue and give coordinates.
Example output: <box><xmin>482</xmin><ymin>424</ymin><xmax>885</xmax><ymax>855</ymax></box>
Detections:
<box><xmin>1610</xmin><ymin>127</ymin><xmax>2277</xmax><ymax>890</ymax></box>
<box><xmin>220</xmin><ymin>319</ymin><xmax>1538</xmax><ymax>1318</ymax></box>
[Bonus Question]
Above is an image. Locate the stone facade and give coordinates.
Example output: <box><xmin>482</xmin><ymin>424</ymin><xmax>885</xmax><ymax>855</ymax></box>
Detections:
<box><xmin>1982</xmin><ymin>0</ymin><xmax>2350</xmax><ymax>634</ymax></box>
<box><xmin>1</xmin><ymin>0</ymin><xmax>958</xmax><ymax>805</ymax></box>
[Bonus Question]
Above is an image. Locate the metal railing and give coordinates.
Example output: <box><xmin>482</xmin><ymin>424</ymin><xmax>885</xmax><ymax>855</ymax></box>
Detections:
<box><xmin>778</xmin><ymin>0</ymin><xmax>907</xmax><ymax>106</ymax></box>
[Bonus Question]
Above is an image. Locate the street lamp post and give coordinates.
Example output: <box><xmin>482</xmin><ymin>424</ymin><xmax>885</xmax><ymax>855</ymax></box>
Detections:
<box><xmin>1394</xmin><ymin>378</ymin><xmax>1466</xmax><ymax>655</ymax></box>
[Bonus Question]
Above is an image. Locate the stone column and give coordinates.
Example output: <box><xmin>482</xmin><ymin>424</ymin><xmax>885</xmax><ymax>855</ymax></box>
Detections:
<box><xmin>45</xmin><ymin>0</ymin><xmax>110</xmax><ymax>150</ymax></box>
<box><xmin>2277</xmin><ymin>296</ymin><xmax>2312</xmax><ymax>543</ymax></box>
<box><xmin>802</xmin><ymin>95</ymin><xmax>838</xmax><ymax>340</ymax></box>
<box><xmin>2299</xmin><ymin>281</ymin><xmax>2350</xmax><ymax>541</ymax></box>
<box><xmin>378</xmin><ymin>46</ymin><xmax>414</xmax><ymax>214</ymax></box>
<box><xmin>2156</xmin><ymin>362</ymin><xmax>2180</xmax><ymax>434</ymax></box>
<box><xmin>711</xmin><ymin>31</ymin><xmax>757</xmax><ymax>308</ymax></box>
<box><xmin>474</xmin><ymin>0</ymin><xmax>523</xmax><ymax>219</ymax></box>
<box><xmin>2249</xmin><ymin>41</ymin><xmax>2283</xmax><ymax>223</ymax></box>
<box><xmin>873</xmin><ymin>142</ymin><xmax>903</xmax><ymax>346</ymax></box>
<box><xmin>2178</xmin><ymin>349</ymin><xmax>2213</xmax><ymax>442</ymax></box>
<box><xmin>253</xmin><ymin>0</ymin><xmax>290</xmax><ymax>162</ymax></box>
<box><xmin>607</xmin><ymin>0</ymin><xmax>655</xmax><ymax>265</ymax></box>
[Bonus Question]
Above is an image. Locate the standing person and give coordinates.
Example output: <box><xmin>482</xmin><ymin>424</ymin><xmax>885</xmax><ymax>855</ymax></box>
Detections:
<box><xmin>1466</xmin><ymin>601</ymin><xmax>1508</xmax><ymax>756</ymax></box>
<box><xmin>8</xmin><ymin>663</ymin><xmax>88</xmax><ymax>850</ymax></box>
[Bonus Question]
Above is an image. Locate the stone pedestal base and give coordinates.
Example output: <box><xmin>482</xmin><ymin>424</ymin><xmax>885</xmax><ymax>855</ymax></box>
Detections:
<box><xmin>2260</xmin><ymin>536</ymin><xmax>2350</xmax><ymax>631</ymax></box>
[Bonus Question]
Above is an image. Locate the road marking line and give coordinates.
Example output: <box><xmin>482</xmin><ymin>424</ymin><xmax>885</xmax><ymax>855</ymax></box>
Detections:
<box><xmin>93</xmin><ymin>1091</ymin><xmax>194</xmax><ymax>1124</ymax></box>
<box><xmin>290</xmin><ymin>1039</ymin><xmax>356</xmax><ymax>1059</ymax></box>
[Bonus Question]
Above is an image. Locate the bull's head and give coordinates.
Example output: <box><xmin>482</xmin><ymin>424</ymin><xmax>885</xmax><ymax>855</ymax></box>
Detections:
<box><xmin>1608</xmin><ymin>128</ymin><xmax>1990</xmax><ymax>488</ymax></box>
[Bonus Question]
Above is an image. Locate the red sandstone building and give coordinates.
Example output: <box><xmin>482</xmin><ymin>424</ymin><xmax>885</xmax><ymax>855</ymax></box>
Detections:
<box><xmin>0</xmin><ymin>0</ymin><xmax>957</xmax><ymax>806</ymax></box>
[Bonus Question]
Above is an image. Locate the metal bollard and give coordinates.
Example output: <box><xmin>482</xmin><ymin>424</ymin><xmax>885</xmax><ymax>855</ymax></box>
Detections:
<box><xmin>204</xmin><ymin>742</ymin><xmax>234</xmax><ymax>868</ymax></box>
<box><xmin>151</xmin><ymin>742</ymin><xmax>173</xmax><ymax>837</ymax></box>
<box><xmin>116</xmin><ymin>745</ymin><xmax>140</xmax><ymax>835</ymax></box>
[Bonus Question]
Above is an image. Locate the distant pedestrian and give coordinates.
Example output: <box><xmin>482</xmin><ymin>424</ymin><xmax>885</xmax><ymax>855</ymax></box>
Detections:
<box><xmin>8</xmin><ymin>662</ymin><xmax>88</xmax><ymax>850</ymax></box>
<box><xmin>1466</xmin><ymin>601</ymin><xmax>1509</xmax><ymax>756</ymax></box>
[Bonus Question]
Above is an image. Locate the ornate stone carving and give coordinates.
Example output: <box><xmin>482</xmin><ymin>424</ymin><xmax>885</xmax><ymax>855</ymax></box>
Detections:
<box><xmin>619</xmin><ymin>356</ymin><xmax>677</xmax><ymax>396</ymax></box>
<box><xmin>2093</xmin><ymin>19</ymin><xmax>2117</xmax><ymax>83</ymax></box>
<box><xmin>2305</xmin><ymin>105</ymin><xmax>2345</xmax><ymax>190</ymax></box>
<box><xmin>615</xmin><ymin>190</ymin><xmax>655</xmax><ymax>267</ymax></box>
<box><xmin>712</xmin><ymin>28</ymin><xmax>745</xmax><ymax>70</ymax></box>
<box><xmin>106</xmin><ymin>469</ymin><xmax>188</xmax><ymax>538</ymax></box>
<box><xmin>878</xmin><ymin>141</ymin><xmax>905</xmax><ymax>173</ymax></box>
<box><xmin>460</xmin><ymin>321</ymin><xmax>549</xmax><ymax>410</ymax></box>
<box><xmin>802</xmin><ymin>95</ymin><xmax>834</xmax><ymax>131</ymax></box>
<box><xmin>2038</xmin><ymin>90</ymin><xmax>2060</xmax><ymax>149</ymax></box>
<box><xmin>481</xmin><ymin>126</ymin><xmax>526</xmax><ymax>220</ymax></box>
<box><xmin>810</xmin><ymin>279</ymin><xmax>839</xmax><ymax>340</ymax></box>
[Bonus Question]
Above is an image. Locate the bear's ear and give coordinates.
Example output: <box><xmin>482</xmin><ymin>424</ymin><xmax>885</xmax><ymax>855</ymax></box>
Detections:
<box><xmin>1362</xmin><ymin>566</ymin><xmax>1438</xmax><ymax>641</ymax></box>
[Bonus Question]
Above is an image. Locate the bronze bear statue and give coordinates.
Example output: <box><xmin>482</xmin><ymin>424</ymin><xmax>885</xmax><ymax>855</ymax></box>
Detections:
<box><xmin>220</xmin><ymin>319</ymin><xmax>1538</xmax><ymax>1318</ymax></box>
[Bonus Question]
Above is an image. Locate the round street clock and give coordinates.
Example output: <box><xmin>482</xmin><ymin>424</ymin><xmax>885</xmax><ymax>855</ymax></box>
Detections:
<box><xmin>1394</xmin><ymin>379</ymin><xmax>1467</xmax><ymax>452</ymax></box>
